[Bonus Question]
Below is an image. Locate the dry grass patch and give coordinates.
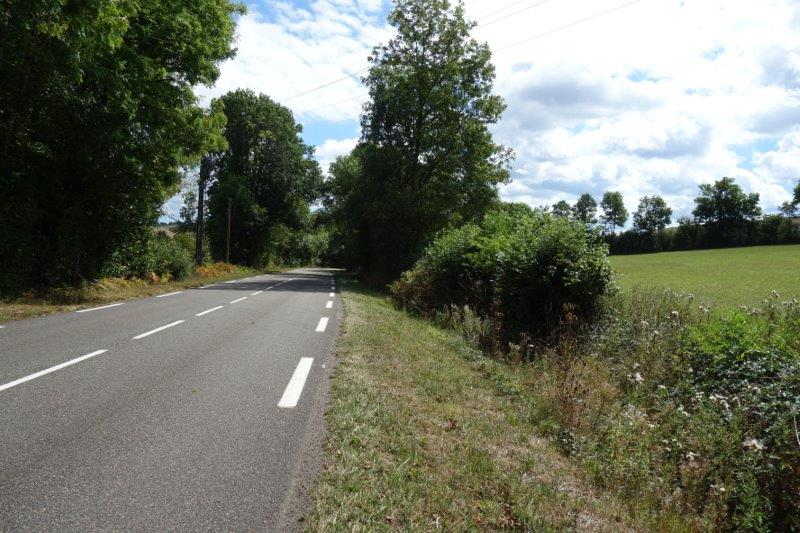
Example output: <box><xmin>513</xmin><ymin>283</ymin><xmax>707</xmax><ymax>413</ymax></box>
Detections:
<box><xmin>0</xmin><ymin>263</ymin><xmax>280</xmax><ymax>323</ymax></box>
<box><xmin>306</xmin><ymin>283</ymin><xmax>659</xmax><ymax>531</ymax></box>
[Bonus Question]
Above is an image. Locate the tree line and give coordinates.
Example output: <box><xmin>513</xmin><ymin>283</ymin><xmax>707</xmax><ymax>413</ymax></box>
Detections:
<box><xmin>552</xmin><ymin>178</ymin><xmax>800</xmax><ymax>254</ymax></box>
<box><xmin>0</xmin><ymin>1</ymin><xmax>325</xmax><ymax>295</ymax></box>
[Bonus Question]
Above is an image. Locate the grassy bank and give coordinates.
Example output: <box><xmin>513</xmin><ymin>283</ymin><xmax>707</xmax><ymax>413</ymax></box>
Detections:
<box><xmin>307</xmin><ymin>283</ymin><xmax>688</xmax><ymax>531</ymax></box>
<box><xmin>610</xmin><ymin>244</ymin><xmax>800</xmax><ymax>307</ymax></box>
<box><xmin>0</xmin><ymin>263</ymin><xmax>280</xmax><ymax>323</ymax></box>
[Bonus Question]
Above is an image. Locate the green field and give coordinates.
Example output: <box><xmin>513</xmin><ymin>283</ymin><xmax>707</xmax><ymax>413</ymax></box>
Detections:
<box><xmin>610</xmin><ymin>244</ymin><xmax>800</xmax><ymax>308</ymax></box>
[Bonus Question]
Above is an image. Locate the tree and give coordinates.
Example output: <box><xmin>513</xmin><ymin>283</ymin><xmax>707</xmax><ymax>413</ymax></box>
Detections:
<box><xmin>0</xmin><ymin>0</ymin><xmax>240</xmax><ymax>292</ymax></box>
<box><xmin>206</xmin><ymin>90</ymin><xmax>322</xmax><ymax>267</ymax></box>
<box><xmin>780</xmin><ymin>180</ymin><xmax>800</xmax><ymax>216</ymax></box>
<box><xmin>600</xmin><ymin>191</ymin><xmax>628</xmax><ymax>233</ymax></box>
<box><xmin>573</xmin><ymin>194</ymin><xmax>598</xmax><ymax>224</ymax></box>
<box><xmin>334</xmin><ymin>0</ymin><xmax>511</xmax><ymax>283</ymax></box>
<box><xmin>633</xmin><ymin>196</ymin><xmax>672</xmax><ymax>234</ymax></box>
<box><xmin>552</xmin><ymin>200</ymin><xmax>572</xmax><ymax>218</ymax></box>
<box><xmin>692</xmin><ymin>177</ymin><xmax>761</xmax><ymax>225</ymax></box>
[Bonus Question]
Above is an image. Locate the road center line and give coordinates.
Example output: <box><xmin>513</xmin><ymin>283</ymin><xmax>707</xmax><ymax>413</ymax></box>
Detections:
<box><xmin>315</xmin><ymin>317</ymin><xmax>329</xmax><ymax>332</ymax></box>
<box><xmin>133</xmin><ymin>320</ymin><xmax>184</xmax><ymax>340</ymax></box>
<box><xmin>251</xmin><ymin>290</ymin><xmax>263</xmax><ymax>296</ymax></box>
<box><xmin>326</xmin><ymin>300</ymin><xmax>333</xmax><ymax>309</ymax></box>
<box><xmin>76</xmin><ymin>303</ymin><xmax>124</xmax><ymax>313</ymax></box>
<box><xmin>155</xmin><ymin>291</ymin><xmax>183</xmax><ymax>298</ymax></box>
<box><xmin>0</xmin><ymin>349</ymin><xmax>108</xmax><ymax>393</ymax></box>
<box><xmin>328</xmin><ymin>292</ymin><xmax>335</xmax><ymax>297</ymax></box>
<box><xmin>196</xmin><ymin>305</ymin><xmax>224</xmax><ymax>317</ymax></box>
<box><xmin>230</xmin><ymin>297</ymin><xmax>247</xmax><ymax>304</ymax></box>
<box><xmin>278</xmin><ymin>357</ymin><xmax>314</xmax><ymax>408</ymax></box>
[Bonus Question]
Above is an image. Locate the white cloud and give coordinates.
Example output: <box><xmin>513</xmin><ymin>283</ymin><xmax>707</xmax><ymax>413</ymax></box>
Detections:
<box><xmin>315</xmin><ymin>136</ymin><xmax>359</xmax><ymax>174</ymax></box>
<box><xmin>187</xmin><ymin>0</ymin><xmax>800</xmax><ymax>222</ymax></box>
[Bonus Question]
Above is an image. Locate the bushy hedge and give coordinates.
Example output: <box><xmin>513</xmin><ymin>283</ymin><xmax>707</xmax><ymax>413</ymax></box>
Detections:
<box><xmin>607</xmin><ymin>215</ymin><xmax>800</xmax><ymax>255</ymax></box>
<box><xmin>100</xmin><ymin>232</ymin><xmax>193</xmax><ymax>281</ymax></box>
<box><xmin>390</xmin><ymin>208</ymin><xmax>614</xmax><ymax>349</ymax></box>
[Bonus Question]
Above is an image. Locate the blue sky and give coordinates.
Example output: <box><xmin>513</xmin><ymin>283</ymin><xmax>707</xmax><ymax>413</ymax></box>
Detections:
<box><xmin>164</xmin><ymin>0</ymin><xmax>800</xmax><ymax>223</ymax></box>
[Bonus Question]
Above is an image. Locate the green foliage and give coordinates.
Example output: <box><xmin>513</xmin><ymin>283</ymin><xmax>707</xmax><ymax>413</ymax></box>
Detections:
<box><xmin>328</xmin><ymin>0</ymin><xmax>512</xmax><ymax>284</ymax></box>
<box><xmin>573</xmin><ymin>193</ymin><xmax>598</xmax><ymax>224</ymax></box>
<box><xmin>600</xmin><ymin>191</ymin><xmax>628</xmax><ymax>233</ymax></box>
<box><xmin>693</xmin><ymin>177</ymin><xmax>761</xmax><ymax>225</ymax></box>
<box><xmin>551</xmin><ymin>200</ymin><xmax>572</xmax><ymax>218</ymax></box>
<box><xmin>0</xmin><ymin>0</ymin><xmax>240</xmax><ymax>294</ymax></box>
<box><xmin>101</xmin><ymin>232</ymin><xmax>194</xmax><ymax>280</ymax></box>
<box><xmin>390</xmin><ymin>208</ymin><xmax>613</xmax><ymax>348</ymax></box>
<box><xmin>206</xmin><ymin>90</ymin><xmax>322</xmax><ymax>267</ymax></box>
<box><xmin>633</xmin><ymin>195</ymin><xmax>672</xmax><ymax>235</ymax></box>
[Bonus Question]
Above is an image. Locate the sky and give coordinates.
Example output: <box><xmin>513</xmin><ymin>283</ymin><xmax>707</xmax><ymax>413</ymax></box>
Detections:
<box><xmin>164</xmin><ymin>0</ymin><xmax>800</xmax><ymax>224</ymax></box>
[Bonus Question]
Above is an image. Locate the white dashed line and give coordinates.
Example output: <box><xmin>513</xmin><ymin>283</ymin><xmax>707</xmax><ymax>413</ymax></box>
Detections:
<box><xmin>76</xmin><ymin>303</ymin><xmax>124</xmax><ymax>313</ymax></box>
<box><xmin>133</xmin><ymin>320</ymin><xmax>184</xmax><ymax>340</ymax></box>
<box><xmin>326</xmin><ymin>301</ymin><xmax>333</xmax><ymax>309</ymax></box>
<box><xmin>251</xmin><ymin>290</ymin><xmax>263</xmax><ymax>296</ymax></box>
<box><xmin>230</xmin><ymin>297</ymin><xmax>247</xmax><ymax>304</ymax></box>
<box><xmin>315</xmin><ymin>317</ymin><xmax>329</xmax><ymax>332</ymax></box>
<box><xmin>155</xmin><ymin>291</ymin><xmax>183</xmax><ymax>298</ymax></box>
<box><xmin>278</xmin><ymin>357</ymin><xmax>314</xmax><ymax>408</ymax></box>
<box><xmin>328</xmin><ymin>292</ymin><xmax>335</xmax><ymax>297</ymax></box>
<box><xmin>196</xmin><ymin>306</ymin><xmax>223</xmax><ymax>317</ymax></box>
<box><xmin>0</xmin><ymin>349</ymin><xmax>108</xmax><ymax>393</ymax></box>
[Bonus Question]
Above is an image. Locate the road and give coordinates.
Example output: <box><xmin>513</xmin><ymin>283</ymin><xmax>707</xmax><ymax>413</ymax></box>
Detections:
<box><xmin>0</xmin><ymin>268</ymin><xmax>339</xmax><ymax>530</ymax></box>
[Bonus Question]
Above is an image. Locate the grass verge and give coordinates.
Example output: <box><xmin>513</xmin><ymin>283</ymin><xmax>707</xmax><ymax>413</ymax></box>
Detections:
<box><xmin>0</xmin><ymin>263</ymin><xmax>285</xmax><ymax>323</ymax></box>
<box><xmin>306</xmin><ymin>282</ymin><xmax>683</xmax><ymax>531</ymax></box>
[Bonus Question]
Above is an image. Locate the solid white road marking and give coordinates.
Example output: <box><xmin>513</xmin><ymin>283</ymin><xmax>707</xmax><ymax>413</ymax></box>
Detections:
<box><xmin>76</xmin><ymin>303</ymin><xmax>124</xmax><ymax>313</ymax></box>
<box><xmin>225</xmin><ymin>279</ymin><xmax>239</xmax><ymax>284</ymax></box>
<box><xmin>326</xmin><ymin>301</ymin><xmax>333</xmax><ymax>309</ymax></box>
<box><xmin>328</xmin><ymin>292</ymin><xmax>335</xmax><ymax>298</ymax></box>
<box><xmin>230</xmin><ymin>297</ymin><xmax>247</xmax><ymax>304</ymax></box>
<box><xmin>315</xmin><ymin>317</ymin><xmax>329</xmax><ymax>332</ymax></box>
<box><xmin>155</xmin><ymin>291</ymin><xmax>183</xmax><ymax>298</ymax></box>
<box><xmin>196</xmin><ymin>306</ymin><xmax>224</xmax><ymax>317</ymax></box>
<box><xmin>278</xmin><ymin>357</ymin><xmax>314</xmax><ymax>408</ymax></box>
<box><xmin>251</xmin><ymin>290</ymin><xmax>263</xmax><ymax>296</ymax></box>
<box><xmin>0</xmin><ymin>349</ymin><xmax>108</xmax><ymax>393</ymax></box>
<box><xmin>133</xmin><ymin>320</ymin><xmax>184</xmax><ymax>340</ymax></box>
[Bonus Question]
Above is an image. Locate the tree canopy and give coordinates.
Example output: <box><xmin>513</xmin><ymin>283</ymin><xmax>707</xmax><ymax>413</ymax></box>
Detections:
<box><xmin>600</xmin><ymin>191</ymin><xmax>628</xmax><ymax>233</ymax></box>
<box><xmin>692</xmin><ymin>177</ymin><xmax>761</xmax><ymax>226</ymax></box>
<box><xmin>206</xmin><ymin>90</ymin><xmax>322</xmax><ymax>267</ymax></box>
<box><xmin>633</xmin><ymin>195</ymin><xmax>672</xmax><ymax>234</ymax></box>
<box><xmin>552</xmin><ymin>200</ymin><xmax>572</xmax><ymax>218</ymax></box>
<box><xmin>0</xmin><ymin>0</ymin><xmax>240</xmax><ymax>292</ymax></box>
<box><xmin>326</xmin><ymin>0</ymin><xmax>511</xmax><ymax>283</ymax></box>
<box><xmin>573</xmin><ymin>194</ymin><xmax>598</xmax><ymax>224</ymax></box>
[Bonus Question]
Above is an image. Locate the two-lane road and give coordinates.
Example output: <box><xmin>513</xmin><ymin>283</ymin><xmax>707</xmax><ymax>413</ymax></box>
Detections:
<box><xmin>0</xmin><ymin>268</ymin><xmax>339</xmax><ymax>530</ymax></box>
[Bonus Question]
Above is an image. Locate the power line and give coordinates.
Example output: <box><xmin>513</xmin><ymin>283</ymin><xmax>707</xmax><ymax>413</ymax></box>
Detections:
<box><xmin>495</xmin><ymin>0</ymin><xmax>643</xmax><ymax>53</ymax></box>
<box><xmin>284</xmin><ymin>0</ymin><xmax>555</xmax><ymax>102</ymax></box>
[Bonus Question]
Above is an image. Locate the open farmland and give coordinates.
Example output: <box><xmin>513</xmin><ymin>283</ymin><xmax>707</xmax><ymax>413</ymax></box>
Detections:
<box><xmin>610</xmin><ymin>244</ymin><xmax>800</xmax><ymax>307</ymax></box>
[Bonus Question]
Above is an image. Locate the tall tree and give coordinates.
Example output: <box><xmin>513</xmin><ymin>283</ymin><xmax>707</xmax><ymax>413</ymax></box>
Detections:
<box><xmin>342</xmin><ymin>0</ymin><xmax>512</xmax><ymax>282</ymax></box>
<box><xmin>573</xmin><ymin>194</ymin><xmax>598</xmax><ymax>224</ymax></box>
<box><xmin>0</xmin><ymin>0</ymin><xmax>239</xmax><ymax>292</ymax></box>
<box><xmin>780</xmin><ymin>180</ymin><xmax>800</xmax><ymax>216</ymax></box>
<box><xmin>206</xmin><ymin>90</ymin><xmax>322</xmax><ymax>267</ymax></box>
<box><xmin>552</xmin><ymin>200</ymin><xmax>572</xmax><ymax>218</ymax></box>
<box><xmin>600</xmin><ymin>191</ymin><xmax>628</xmax><ymax>233</ymax></box>
<box><xmin>633</xmin><ymin>195</ymin><xmax>672</xmax><ymax>234</ymax></box>
<box><xmin>692</xmin><ymin>177</ymin><xmax>761</xmax><ymax>226</ymax></box>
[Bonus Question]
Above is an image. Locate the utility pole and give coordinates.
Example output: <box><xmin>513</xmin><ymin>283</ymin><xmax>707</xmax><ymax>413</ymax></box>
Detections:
<box><xmin>195</xmin><ymin>156</ymin><xmax>211</xmax><ymax>266</ymax></box>
<box><xmin>226</xmin><ymin>197</ymin><xmax>232</xmax><ymax>264</ymax></box>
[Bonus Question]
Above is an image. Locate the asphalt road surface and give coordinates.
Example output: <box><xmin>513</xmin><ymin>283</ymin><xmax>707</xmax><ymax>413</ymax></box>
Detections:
<box><xmin>0</xmin><ymin>268</ymin><xmax>340</xmax><ymax>530</ymax></box>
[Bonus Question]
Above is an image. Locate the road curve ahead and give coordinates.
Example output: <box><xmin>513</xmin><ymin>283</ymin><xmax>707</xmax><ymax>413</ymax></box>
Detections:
<box><xmin>0</xmin><ymin>268</ymin><xmax>340</xmax><ymax>530</ymax></box>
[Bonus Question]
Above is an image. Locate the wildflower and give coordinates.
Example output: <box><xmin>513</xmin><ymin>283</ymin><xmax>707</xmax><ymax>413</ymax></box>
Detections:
<box><xmin>710</xmin><ymin>483</ymin><xmax>726</xmax><ymax>493</ymax></box>
<box><xmin>633</xmin><ymin>372</ymin><xmax>644</xmax><ymax>383</ymax></box>
<box><xmin>743</xmin><ymin>438</ymin><xmax>765</xmax><ymax>451</ymax></box>
<box><xmin>670</xmin><ymin>310</ymin><xmax>679</xmax><ymax>320</ymax></box>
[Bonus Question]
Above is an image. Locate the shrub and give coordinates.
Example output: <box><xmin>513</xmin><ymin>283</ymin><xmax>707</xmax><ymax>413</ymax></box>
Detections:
<box><xmin>527</xmin><ymin>290</ymin><xmax>800</xmax><ymax>530</ymax></box>
<box><xmin>99</xmin><ymin>232</ymin><xmax>193</xmax><ymax>281</ymax></box>
<box><xmin>391</xmin><ymin>208</ymin><xmax>614</xmax><ymax>349</ymax></box>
